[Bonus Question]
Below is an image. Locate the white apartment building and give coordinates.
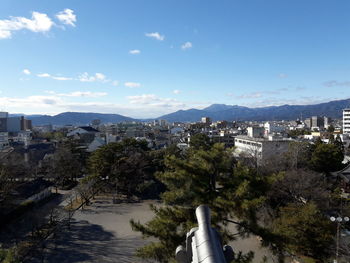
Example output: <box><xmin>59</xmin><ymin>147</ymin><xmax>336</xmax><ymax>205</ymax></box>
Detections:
<box><xmin>234</xmin><ymin>135</ymin><xmax>291</xmax><ymax>162</ymax></box>
<box><xmin>344</xmin><ymin>109</ymin><xmax>350</xmax><ymax>134</ymax></box>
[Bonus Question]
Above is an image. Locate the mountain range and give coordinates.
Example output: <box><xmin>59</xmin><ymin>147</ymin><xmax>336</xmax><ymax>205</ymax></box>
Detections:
<box><xmin>13</xmin><ymin>98</ymin><xmax>350</xmax><ymax>126</ymax></box>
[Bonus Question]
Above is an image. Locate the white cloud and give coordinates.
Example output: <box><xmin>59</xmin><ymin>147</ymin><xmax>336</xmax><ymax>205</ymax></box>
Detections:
<box><xmin>145</xmin><ymin>32</ymin><xmax>165</xmax><ymax>41</ymax></box>
<box><xmin>173</xmin><ymin>89</ymin><xmax>181</xmax><ymax>94</ymax></box>
<box><xmin>95</xmin><ymin>73</ymin><xmax>106</xmax><ymax>81</ymax></box>
<box><xmin>0</xmin><ymin>11</ymin><xmax>54</xmax><ymax>39</ymax></box>
<box><xmin>278</xmin><ymin>73</ymin><xmax>288</xmax><ymax>78</ymax></box>
<box><xmin>181</xmin><ymin>41</ymin><xmax>192</xmax><ymax>50</ymax></box>
<box><xmin>23</xmin><ymin>69</ymin><xmax>31</xmax><ymax>75</ymax></box>
<box><xmin>112</xmin><ymin>81</ymin><xmax>119</xmax><ymax>87</ymax></box>
<box><xmin>37</xmin><ymin>73</ymin><xmax>72</xmax><ymax>80</ymax></box>
<box><xmin>37</xmin><ymin>73</ymin><xmax>51</xmax><ymax>78</ymax></box>
<box><xmin>323</xmin><ymin>80</ymin><xmax>350</xmax><ymax>87</ymax></box>
<box><xmin>78</xmin><ymin>72</ymin><xmax>107</xmax><ymax>82</ymax></box>
<box><xmin>124</xmin><ymin>82</ymin><xmax>141</xmax><ymax>88</ymax></box>
<box><xmin>52</xmin><ymin>76</ymin><xmax>72</xmax><ymax>81</ymax></box>
<box><xmin>129</xmin><ymin>49</ymin><xmax>141</xmax><ymax>55</ymax></box>
<box><xmin>236</xmin><ymin>92</ymin><xmax>262</xmax><ymax>99</ymax></box>
<box><xmin>127</xmin><ymin>94</ymin><xmax>185</xmax><ymax>108</ymax></box>
<box><xmin>46</xmin><ymin>91</ymin><xmax>107</xmax><ymax>98</ymax></box>
<box><xmin>56</xmin><ymin>9</ymin><xmax>76</xmax><ymax>27</ymax></box>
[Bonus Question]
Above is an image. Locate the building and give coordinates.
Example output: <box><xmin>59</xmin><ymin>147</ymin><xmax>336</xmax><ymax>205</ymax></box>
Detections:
<box><xmin>234</xmin><ymin>135</ymin><xmax>291</xmax><ymax>162</ymax></box>
<box><xmin>201</xmin><ymin>117</ymin><xmax>211</xmax><ymax>125</ymax></box>
<box><xmin>0</xmin><ymin>132</ymin><xmax>9</xmax><ymax>150</ymax></box>
<box><xmin>344</xmin><ymin>109</ymin><xmax>350</xmax><ymax>134</ymax></box>
<box><xmin>304</xmin><ymin>118</ymin><xmax>311</xmax><ymax>128</ymax></box>
<box><xmin>311</xmin><ymin>116</ymin><xmax>324</xmax><ymax>130</ymax></box>
<box><xmin>7</xmin><ymin>117</ymin><xmax>22</xmax><ymax>132</ymax></box>
<box><xmin>247</xmin><ymin>126</ymin><xmax>265</xmax><ymax>138</ymax></box>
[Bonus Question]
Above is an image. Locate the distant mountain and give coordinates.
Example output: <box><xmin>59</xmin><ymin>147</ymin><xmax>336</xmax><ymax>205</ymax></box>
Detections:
<box><xmin>158</xmin><ymin>98</ymin><xmax>350</xmax><ymax>122</ymax></box>
<box><xmin>26</xmin><ymin>112</ymin><xmax>137</xmax><ymax>126</ymax></box>
<box><xmin>11</xmin><ymin>98</ymin><xmax>350</xmax><ymax>125</ymax></box>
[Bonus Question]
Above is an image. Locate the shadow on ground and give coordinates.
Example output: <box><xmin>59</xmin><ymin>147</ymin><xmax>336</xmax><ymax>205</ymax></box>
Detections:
<box><xmin>28</xmin><ymin>218</ymin><xmax>152</xmax><ymax>263</ymax></box>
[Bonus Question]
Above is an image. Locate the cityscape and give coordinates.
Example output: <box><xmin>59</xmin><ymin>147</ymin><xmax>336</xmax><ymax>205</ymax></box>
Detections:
<box><xmin>1</xmin><ymin>1</ymin><xmax>350</xmax><ymax>263</ymax></box>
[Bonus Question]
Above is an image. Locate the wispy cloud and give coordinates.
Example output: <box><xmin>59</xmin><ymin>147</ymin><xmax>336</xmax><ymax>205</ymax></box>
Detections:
<box><xmin>0</xmin><ymin>9</ymin><xmax>76</xmax><ymax>39</ymax></box>
<box><xmin>323</xmin><ymin>80</ymin><xmax>350</xmax><ymax>87</ymax></box>
<box><xmin>278</xmin><ymin>73</ymin><xmax>288</xmax><ymax>78</ymax></box>
<box><xmin>78</xmin><ymin>72</ymin><xmax>106</xmax><ymax>82</ymax></box>
<box><xmin>56</xmin><ymin>9</ymin><xmax>76</xmax><ymax>27</ymax></box>
<box><xmin>37</xmin><ymin>73</ymin><xmax>72</xmax><ymax>80</ymax></box>
<box><xmin>127</xmin><ymin>94</ymin><xmax>185</xmax><ymax>108</ymax></box>
<box><xmin>37</xmin><ymin>73</ymin><xmax>51</xmax><ymax>78</ymax></box>
<box><xmin>23</xmin><ymin>69</ymin><xmax>31</xmax><ymax>75</ymax></box>
<box><xmin>145</xmin><ymin>32</ymin><xmax>165</xmax><ymax>41</ymax></box>
<box><xmin>129</xmin><ymin>49</ymin><xmax>141</xmax><ymax>55</ymax></box>
<box><xmin>124</xmin><ymin>82</ymin><xmax>141</xmax><ymax>88</ymax></box>
<box><xmin>181</xmin><ymin>41</ymin><xmax>192</xmax><ymax>50</ymax></box>
<box><xmin>173</xmin><ymin>89</ymin><xmax>181</xmax><ymax>94</ymax></box>
<box><xmin>236</xmin><ymin>92</ymin><xmax>262</xmax><ymax>99</ymax></box>
<box><xmin>46</xmin><ymin>91</ymin><xmax>107</xmax><ymax>98</ymax></box>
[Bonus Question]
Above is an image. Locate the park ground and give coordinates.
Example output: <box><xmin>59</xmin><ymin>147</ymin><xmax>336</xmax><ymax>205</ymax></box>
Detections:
<box><xmin>30</xmin><ymin>195</ymin><xmax>274</xmax><ymax>263</ymax></box>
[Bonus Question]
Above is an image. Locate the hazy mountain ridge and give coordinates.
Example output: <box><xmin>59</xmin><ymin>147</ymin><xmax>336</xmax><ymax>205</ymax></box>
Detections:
<box><xmin>26</xmin><ymin>112</ymin><xmax>137</xmax><ymax>126</ymax></box>
<box><xmin>158</xmin><ymin>98</ymin><xmax>350</xmax><ymax>122</ymax></box>
<box><xmin>15</xmin><ymin>98</ymin><xmax>350</xmax><ymax>125</ymax></box>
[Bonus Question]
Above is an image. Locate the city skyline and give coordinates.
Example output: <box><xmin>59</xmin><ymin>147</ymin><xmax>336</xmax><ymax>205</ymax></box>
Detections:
<box><xmin>1</xmin><ymin>0</ymin><xmax>350</xmax><ymax>118</ymax></box>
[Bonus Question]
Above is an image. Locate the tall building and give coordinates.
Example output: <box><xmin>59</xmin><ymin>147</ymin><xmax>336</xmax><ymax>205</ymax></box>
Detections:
<box><xmin>343</xmin><ymin>108</ymin><xmax>350</xmax><ymax>134</ymax></box>
<box><xmin>324</xmin><ymin>116</ymin><xmax>331</xmax><ymax>130</ymax></box>
<box><xmin>311</xmin><ymin>116</ymin><xmax>324</xmax><ymax>130</ymax></box>
<box><xmin>201</xmin><ymin>117</ymin><xmax>211</xmax><ymax>124</ymax></box>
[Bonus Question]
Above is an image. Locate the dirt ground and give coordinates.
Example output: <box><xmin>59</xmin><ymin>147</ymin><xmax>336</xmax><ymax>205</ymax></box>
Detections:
<box><xmin>32</xmin><ymin>195</ymin><xmax>274</xmax><ymax>263</ymax></box>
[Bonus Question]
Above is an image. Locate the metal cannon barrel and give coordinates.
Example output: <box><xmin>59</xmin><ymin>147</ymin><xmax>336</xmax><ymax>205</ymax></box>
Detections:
<box><xmin>176</xmin><ymin>205</ymin><xmax>234</xmax><ymax>263</ymax></box>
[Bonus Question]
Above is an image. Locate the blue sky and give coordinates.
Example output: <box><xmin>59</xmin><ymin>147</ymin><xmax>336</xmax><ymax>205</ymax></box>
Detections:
<box><xmin>1</xmin><ymin>0</ymin><xmax>350</xmax><ymax>118</ymax></box>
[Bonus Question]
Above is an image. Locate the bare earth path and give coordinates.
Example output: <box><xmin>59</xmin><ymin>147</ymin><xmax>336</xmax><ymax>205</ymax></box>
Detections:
<box><xmin>33</xmin><ymin>195</ymin><xmax>274</xmax><ymax>263</ymax></box>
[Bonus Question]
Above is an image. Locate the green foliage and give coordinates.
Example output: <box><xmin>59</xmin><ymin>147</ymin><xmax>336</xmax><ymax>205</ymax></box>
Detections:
<box><xmin>288</xmin><ymin>129</ymin><xmax>311</xmax><ymax>138</ymax></box>
<box><xmin>189</xmin><ymin>133</ymin><xmax>213</xmax><ymax>150</ymax></box>
<box><xmin>0</xmin><ymin>248</ymin><xmax>20</xmax><ymax>263</ymax></box>
<box><xmin>310</xmin><ymin>143</ymin><xmax>344</xmax><ymax>173</ymax></box>
<box><xmin>272</xmin><ymin>202</ymin><xmax>333</xmax><ymax>261</ymax></box>
<box><xmin>130</xmin><ymin>143</ymin><xmax>271</xmax><ymax>262</ymax></box>
<box><xmin>88</xmin><ymin>138</ymin><xmax>153</xmax><ymax>197</ymax></box>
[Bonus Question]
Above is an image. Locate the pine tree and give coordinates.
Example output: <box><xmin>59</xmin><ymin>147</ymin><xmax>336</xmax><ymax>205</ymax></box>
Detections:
<box><xmin>130</xmin><ymin>143</ymin><xmax>277</xmax><ymax>262</ymax></box>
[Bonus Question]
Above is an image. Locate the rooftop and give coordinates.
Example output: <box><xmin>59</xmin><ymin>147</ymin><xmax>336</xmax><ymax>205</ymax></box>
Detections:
<box><xmin>235</xmin><ymin>135</ymin><xmax>292</xmax><ymax>142</ymax></box>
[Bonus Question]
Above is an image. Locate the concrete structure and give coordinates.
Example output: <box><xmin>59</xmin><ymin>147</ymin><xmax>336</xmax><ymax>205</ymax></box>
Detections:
<box><xmin>343</xmin><ymin>109</ymin><xmax>350</xmax><ymax>134</ymax></box>
<box><xmin>324</xmin><ymin>117</ymin><xmax>331</xmax><ymax>130</ymax></box>
<box><xmin>7</xmin><ymin>117</ymin><xmax>21</xmax><ymax>132</ymax></box>
<box><xmin>247</xmin><ymin>126</ymin><xmax>265</xmax><ymax>138</ymax></box>
<box><xmin>0</xmin><ymin>112</ymin><xmax>9</xmax><ymax>118</ymax></box>
<box><xmin>304</xmin><ymin>118</ymin><xmax>311</xmax><ymax>129</ymax></box>
<box><xmin>264</xmin><ymin>122</ymin><xmax>285</xmax><ymax>135</ymax></box>
<box><xmin>234</xmin><ymin>135</ymin><xmax>291</xmax><ymax>162</ymax></box>
<box><xmin>311</xmin><ymin>116</ymin><xmax>324</xmax><ymax>130</ymax></box>
<box><xmin>201</xmin><ymin>117</ymin><xmax>211</xmax><ymax>125</ymax></box>
<box><xmin>0</xmin><ymin>132</ymin><xmax>9</xmax><ymax>149</ymax></box>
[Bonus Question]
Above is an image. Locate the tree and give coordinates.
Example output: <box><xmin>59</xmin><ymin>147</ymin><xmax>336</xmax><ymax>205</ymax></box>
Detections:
<box><xmin>189</xmin><ymin>133</ymin><xmax>212</xmax><ymax>150</ymax></box>
<box><xmin>309</xmin><ymin>143</ymin><xmax>344</xmax><ymax>173</ymax></box>
<box><xmin>284</xmin><ymin>142</ymin><xmax>313</xmax><ymax>170</ymax></box>
<box><xmin>46</xmin><ymin>146</ymin><xmax>82</xmax><ymax>190</ymax></box>
<box><xmin>130</xmin><ymin>143</ymin><xmax>276</xmax><ymax>262</ymax></box>
<box><xmin>272</xmin><ymin>202</ymin><xmax>333</xmax><ymax>262</ymax></box>
<box><xmin>88</xmin><ymin>138</ymin><xmax>151</xmax><ymax>198</ymax></box>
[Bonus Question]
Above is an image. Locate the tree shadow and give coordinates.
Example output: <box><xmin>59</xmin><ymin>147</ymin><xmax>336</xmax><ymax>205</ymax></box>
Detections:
<box><xmin>28</xmin><ymin>219</ymin><xmax>153</xmax><ymax>263</ymax></box>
